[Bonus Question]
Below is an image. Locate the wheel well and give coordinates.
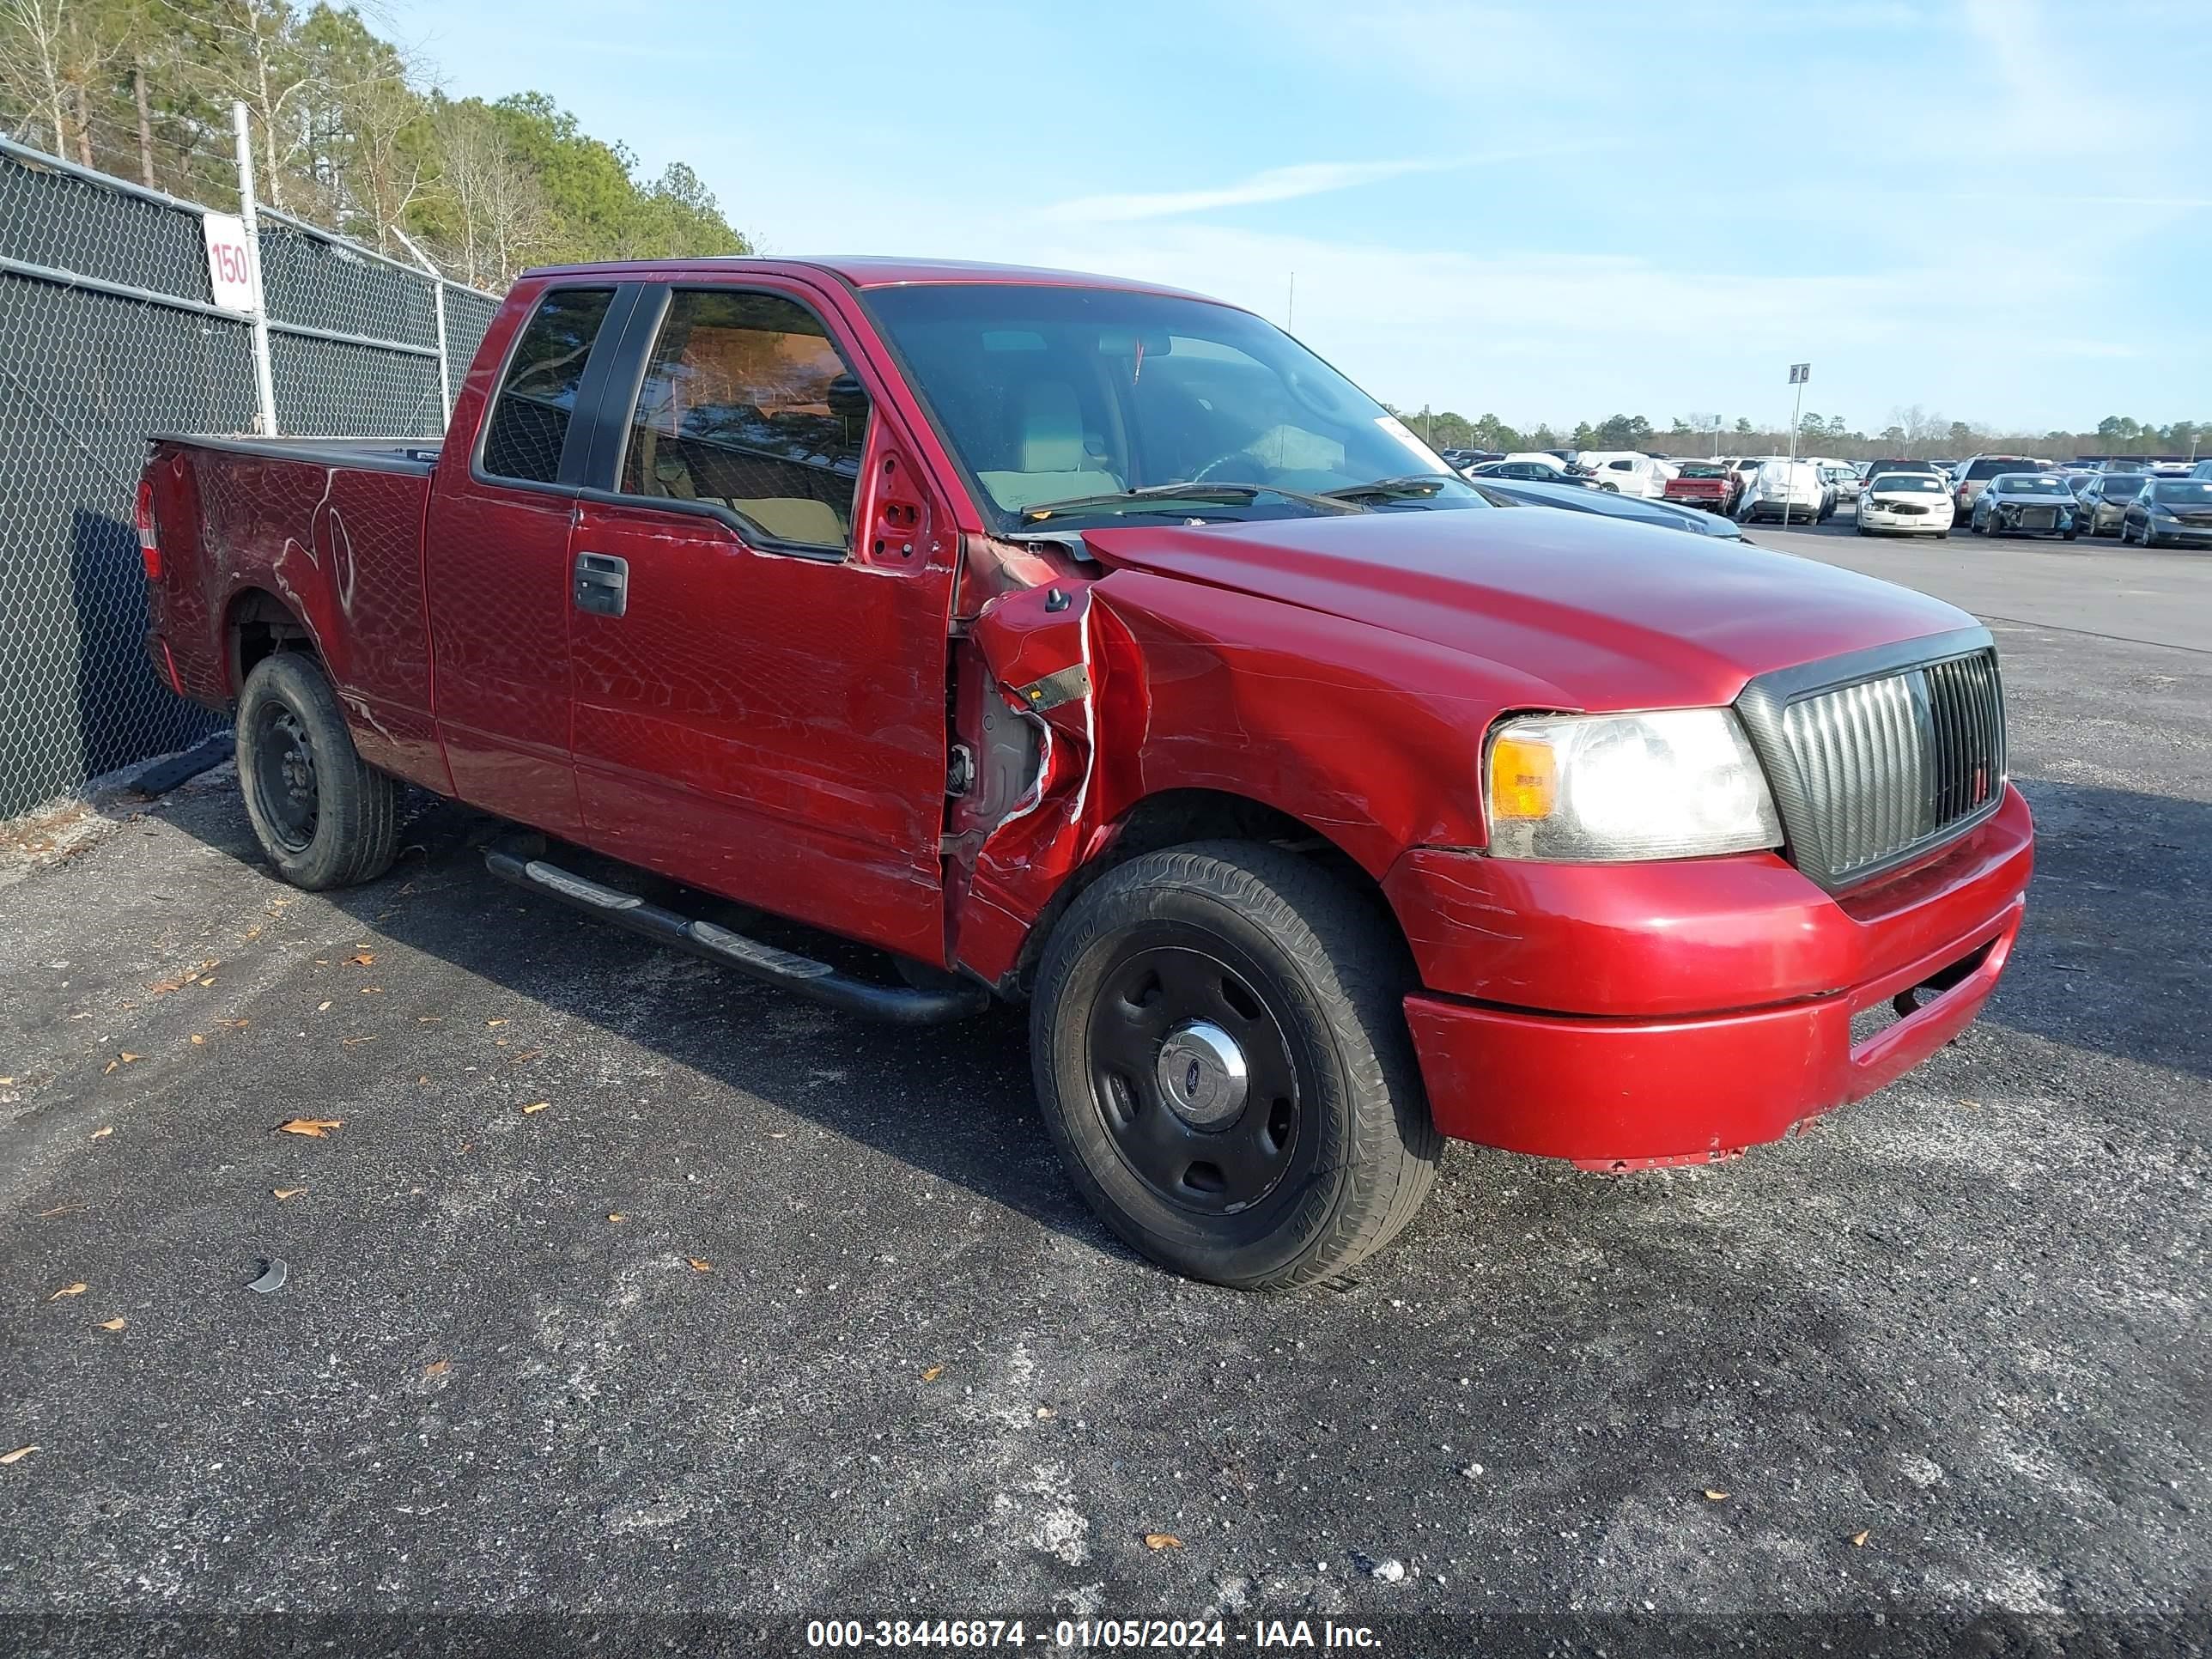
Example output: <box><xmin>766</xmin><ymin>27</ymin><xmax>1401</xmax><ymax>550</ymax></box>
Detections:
<box><xmin>1004</xmin><ymin>787</ymin><xmax>1399</xmax><ymax>1000</ymax></box>
<box><xmin>227</xmin><ymin>588</ymin><xmax>316</xmax><ymax>695</ymax></box>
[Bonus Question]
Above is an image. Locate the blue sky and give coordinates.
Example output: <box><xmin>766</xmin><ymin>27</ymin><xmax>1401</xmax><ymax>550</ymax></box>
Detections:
<box><xmin>384</xmin><ymin>0</ymin><xmax>2209</xmax><ymax>438</ymax></box>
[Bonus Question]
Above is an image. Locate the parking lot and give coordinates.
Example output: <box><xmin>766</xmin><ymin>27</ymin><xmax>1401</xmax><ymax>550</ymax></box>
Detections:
<box><xmin>3</xmin><ymin>514</ymin><xmax>2208</xmax><ymax>1651</ymax></box>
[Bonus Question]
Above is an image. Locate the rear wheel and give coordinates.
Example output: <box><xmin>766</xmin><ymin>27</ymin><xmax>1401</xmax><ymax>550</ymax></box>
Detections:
<box><xmin>1031</xmin><ymin>842</ymin><xmax>1439</xmax><ymax>1291</ymax></box>
<box><xmin>235</xmin><ymin>651</ymin><xmax>399</xmax><ymax>890</ymax></box>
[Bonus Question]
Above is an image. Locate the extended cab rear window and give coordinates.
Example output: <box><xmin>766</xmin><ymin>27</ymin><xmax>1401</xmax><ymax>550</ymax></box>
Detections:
<box><xmin>480</xmin><ymin>287</ymin><xmax>617</xmax><ymax>485</ymax></box>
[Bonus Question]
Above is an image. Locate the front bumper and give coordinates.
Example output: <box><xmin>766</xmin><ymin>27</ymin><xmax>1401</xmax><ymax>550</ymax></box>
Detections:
<box><xmin>1383</xmin><ymin>783</ymin><xmax>2034</xmax><ymax>1168</ymax></box>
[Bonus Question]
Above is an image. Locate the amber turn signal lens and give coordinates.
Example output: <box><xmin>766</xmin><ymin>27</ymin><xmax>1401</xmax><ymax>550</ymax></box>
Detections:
<box><xmin>1488</xmin><ymin>735</ymin><xmax>1558</xmax><ymax>820</ymax></box>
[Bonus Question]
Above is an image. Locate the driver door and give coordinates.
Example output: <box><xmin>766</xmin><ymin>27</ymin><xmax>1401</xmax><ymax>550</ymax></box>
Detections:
<box><xmin>565</xmin><ymin>279</ymin><xmax>958</xmax><ymax>964</ymax></box>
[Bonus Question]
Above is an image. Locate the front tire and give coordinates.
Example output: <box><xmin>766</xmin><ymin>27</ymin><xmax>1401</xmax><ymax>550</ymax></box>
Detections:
<box><xmin>235</xmin><ymin>652</ymin><xmax>399</xmax><ymax>890</ymax></box>
<box><xmin>1030</xmin><ymin>842</ymin><xmax>1440</xmax><ymax>1291</ymax></box>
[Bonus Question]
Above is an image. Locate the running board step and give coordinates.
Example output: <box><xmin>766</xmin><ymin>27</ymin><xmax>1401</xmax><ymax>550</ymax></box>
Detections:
<box><xmin>483</xmin><ymin>842</ymin><xmax>988</xmax><ymax>1026</ymax></box>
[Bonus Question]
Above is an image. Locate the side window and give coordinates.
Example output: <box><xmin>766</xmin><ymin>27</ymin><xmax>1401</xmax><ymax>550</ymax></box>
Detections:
<box><xmin>618</xmin><ymin>289</ymin><xmax>870</xmax><ymax>549</ymax></box>
<box><xmin>480</xmin><ymin>287</ymin><xmax>617</xmax><ymax>485</ymax></box>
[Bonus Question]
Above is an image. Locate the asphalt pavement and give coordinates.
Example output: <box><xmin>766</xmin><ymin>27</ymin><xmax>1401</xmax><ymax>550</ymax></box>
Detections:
<box><xmin>2</xmin><ymin>522</ymin><xmax>2208</xmax><ymax>1656</ymax></box>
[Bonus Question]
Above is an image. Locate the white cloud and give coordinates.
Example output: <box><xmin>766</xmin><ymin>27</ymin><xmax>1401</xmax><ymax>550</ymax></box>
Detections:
<box><xmin>1040</xmin><ymin>155</ymin><xmax>1527</xmax><ymax>225</ymax></box>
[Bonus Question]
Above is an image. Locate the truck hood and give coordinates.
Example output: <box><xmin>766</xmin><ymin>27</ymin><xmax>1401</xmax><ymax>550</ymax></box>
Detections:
<box><xmin>1080</xmin><ymin>505</ymin><xmax>1976</xmax><ymax>712</ymax></box>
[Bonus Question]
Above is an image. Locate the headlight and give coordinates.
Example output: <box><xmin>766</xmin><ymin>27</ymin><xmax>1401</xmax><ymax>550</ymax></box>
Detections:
<box><xmin>1486</xmin><ymin>709</ymin><xmax>1783</xmax><ymax>860</ymax></box>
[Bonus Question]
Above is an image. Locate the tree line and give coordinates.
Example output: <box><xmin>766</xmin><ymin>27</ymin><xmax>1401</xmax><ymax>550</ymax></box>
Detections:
<box><xmin>0</xmin><ymin>0</ymin><xmax>749</xmax><ymax>288</ymax></box>
<box><xmin>1392</xmin><ymin>403</ymin><xmax>2209</xmax><ymax>462</ymax></box>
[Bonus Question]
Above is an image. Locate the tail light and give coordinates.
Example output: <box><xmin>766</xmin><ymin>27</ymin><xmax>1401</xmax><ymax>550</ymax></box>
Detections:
<box><xmin>135</xmin><ymin>477</ymin><xmax>161</xmax><ymax>582</ymax></box>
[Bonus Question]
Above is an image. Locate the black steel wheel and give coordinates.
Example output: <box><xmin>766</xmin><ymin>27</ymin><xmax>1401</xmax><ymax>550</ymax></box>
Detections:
<box><xmin>247</xmin><ymin>702</ymin><xmax>319</xmax><ymax>853</ymax></box>
<box><xmin>1032</xmin><ymin>842</ymin><xmax>1439</xmax><ymax>1290</ymax></box>
<box><xmin>235</xmin><ymin>651</ymin><xmax>399</xmax><ymax>890</ymax></box>
<box><xmin>1084</xmin><ymin>938</ymin><xmax>1305</xmax><ymax>1217</ymax></box>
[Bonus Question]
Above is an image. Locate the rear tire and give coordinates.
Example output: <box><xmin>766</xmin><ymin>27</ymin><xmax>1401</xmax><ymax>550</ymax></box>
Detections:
<box><xmin>235</xmin><ymin>651</ymin><xmax>399</xmax><ymax>890</ymax></box>
<box><xmin>1030</xmin><ymin>842</ymin><xmax>1440</xmax><ymax>1291</ymax></box>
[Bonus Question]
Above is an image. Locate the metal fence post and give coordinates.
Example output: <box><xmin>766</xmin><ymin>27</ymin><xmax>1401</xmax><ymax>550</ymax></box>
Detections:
<box><xmin>390</xmin><ymin>226</ymin><xmax>452</xmax><ymax>428</ymax></box>
<box><xmin>231</xmin><ymin>100</ymin><xmax>279</xmax><ymax>436</ymax></box>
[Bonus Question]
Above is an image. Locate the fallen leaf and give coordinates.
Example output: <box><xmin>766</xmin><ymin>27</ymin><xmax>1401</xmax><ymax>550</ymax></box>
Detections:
<box><xmin>485</xmin><ymin>1018</ymin><xmax>507</xmax><ymax>1027</ymax></box>
<box><xmin>511</xmin><ymin>1048</ymin><xmax>543</xmax><ymax>1063</ymax></box>
<box><xmin>100</xmin><ymin>1318</ymin><xmax>126</xmax><ymax>1332</ymax></box>
<box><xmin>1851</xmin><ymin>1530</ymin><xmax>1870</xmax><ymax>1547</ymax></box>
<box><xmin>48</xmin><ymin>1282</ymin><xmax>87</xmax><ymax>1300</ymax></box>
<box><xmin>423</xmin><ymin>1359</ymin><xmax>449</xmax><ymax>1376</ymax></box>
<box><xmin>607</xmin><ymin>1212</ymin><xmax>625</xmax><ymax>1224</ymax></box>
<box><xmin>1144</xmin><ymin>1533</ymin><xmax>1183</xmax><ymax>1551</ymax></box>
<box><xmin>316</xmin><ymin>1000</ymin><xmax>331</xmax><ymax>1012</ymax></box>
<box><xmin>1703</xmin><ymin>1490</ymin><xmax>1730</xmax><ymax>1502</ymax></box>
<box><xmin>90</xmin><ymin>1126</ymin><xmax>112</xmax><ymax>1139</ymax></box>
<box><xmin>36</xmin><ymin>1205</ymin><xmax>83</xmax><ymax>1218</ymax></box>
<box><xmin>0</xmin><ymin>1078</ymin><xmax>14</xmax><ymax>1085</ymax></box>
<box><xmin>1036</xmin><ymin>1407</ymin><xmax>1057</xmax><ymax>1419</ymax></box>
<box><xmin>520</xmin><ymin>1101</ymin><xmax>549</xmax><ymax>1115</ymax></box>
<box><xmin>359</xmin><ymin>987</ymin><xmax>381</xmax><ymax>995</ymax></box>
<box><xmin>102</xmin><ymin>1061</ymin><xmax>117</xmax><ymax>1076</ymax></box>
<box><xmin>272</xmin><ymin>1188</ymin><xmax>304</xmax><ymax>1200</ymax></box>
<box><xmin>349</xmin><ymin>951</ymin><xmax>376</xmax><ymax>966</ymax></box>
<box><xmin>276</xmin><ymin>1118</ymin><xmax>342</xmax><ymax>1138</ymax></box>
<box><xmin>688</xmin><ymin>1257</ymin><xmax>713</xmax><ymax>1273</ymax></box>
<box><xmin>190</xmin><ymin>1034</ymin><xmax>205</xmax><ymax>1045</ymax></box>
<box><xmin>341</xmin><ymin>1036</ymin><xmax>378</xmax><ymax>1047</ymax></box>
<box><xmin>0</xmin><ymin>1447</ymin><xmax>37</xmax><ymax>1466</ymax></box>
<box><xmin>417</xmin><ymin>1017</ymin><xmax>443</xmax><ymax>1025</ymax></box>
<box><xmin>920</xmin><ymin>1365</ymin><xmax>943</xmax><ymax>1382</ymax></box>
<box><xmin>118</xmin><ymin>1053</ymin><xmax>139</xmax><ymax>1064</ymax></box>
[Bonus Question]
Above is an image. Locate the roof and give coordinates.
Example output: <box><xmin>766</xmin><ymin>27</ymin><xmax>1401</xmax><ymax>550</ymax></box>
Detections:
<box><xmin>514</xmin><ymin>254</ymin><xmax>1217</xmax><ymax>301</ymax></box>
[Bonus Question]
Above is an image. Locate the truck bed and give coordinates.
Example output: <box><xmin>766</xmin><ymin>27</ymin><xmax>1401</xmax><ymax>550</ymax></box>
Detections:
<box><xmin>143</xmin><ymin>431</ymin><xmax>447</xmax><ymax>792</ymax></box>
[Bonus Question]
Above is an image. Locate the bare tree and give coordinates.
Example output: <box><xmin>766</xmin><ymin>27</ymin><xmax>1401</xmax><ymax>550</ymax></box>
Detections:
<box><xmin>0</xmin><ymin>0</ymin><xmax>125</xmax><ymax>163</ymax></box>
<box><xmin>430</xmin><ymin>100</ymin><xmax>546</xmax><ymax>285</ymax></box>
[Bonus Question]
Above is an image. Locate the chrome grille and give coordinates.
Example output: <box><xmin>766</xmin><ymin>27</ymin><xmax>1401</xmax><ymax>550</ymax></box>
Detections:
<box><xmin>1745</xmin><ymin>643</ymin><xmax>2005</xmax><ymax>888</ymax></box>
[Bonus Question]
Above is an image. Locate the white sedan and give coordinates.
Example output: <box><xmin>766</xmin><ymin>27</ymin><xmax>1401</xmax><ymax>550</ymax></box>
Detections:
<box><xmin>1856</xmin><ymin>471</ymin><xmax>1955</xmax><ymax>538</ymax></box>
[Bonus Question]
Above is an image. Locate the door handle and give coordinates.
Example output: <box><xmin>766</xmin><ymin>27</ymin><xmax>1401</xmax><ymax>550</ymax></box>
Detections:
<box><xmin>573</xmin><ymin>551</ymin><xmax>628</xmax><ymax>617</ymax></box>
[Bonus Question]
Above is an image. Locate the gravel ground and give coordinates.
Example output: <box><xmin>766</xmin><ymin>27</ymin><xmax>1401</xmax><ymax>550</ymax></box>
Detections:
<box><xmin>2</xmin><ymin>541</ymin><xmax>2207</xmax><ymax>1657</ymax></box>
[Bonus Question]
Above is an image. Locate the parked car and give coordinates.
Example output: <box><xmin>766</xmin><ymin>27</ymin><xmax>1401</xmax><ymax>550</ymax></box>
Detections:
<box><xmin>2075</xmin><ymin>475</ymin><xmax>2143</xmax><ymax>538</ymax></box>
<box><xmin>136</xmin><ymin>254</ymin><xmax>2033</xmax><ymax>1288</ymax></box>
<box><xmin>1971</xmin><ymin>473</ymin><xmax>2078</xmax><ymax>539</ymax></box>
<box><xmin>1950</xmin><ymin>454</ymin><xmax>2045</xmax><ymax>519</ymax></box>
<box><xmin>1660</xmin><ymin>459</ymin><xmax>1740</xmax><ymax>514</ymax></box>
<box><xmin>1472</xmin><ymin>476</ymin><xmax>1744</xmax><ymax>537</ymax></box>
<box><xmin>1735</xmin><ymin>459</ymin><xmax>1829</xmax><ymax>524</ymax></box>
<box><xmin>1856</xmin><ymin>471</ymin><xmax>1955</xmax><ymax>538</ymax></box>
<box><xmin>1577</xmin><ymin>451</ymin><xmax>1673</xmax><ymax>498</ymax></box>
<box><xmin>1859</xmin><ymin>459</ymin><xmax>1946</xmax><ymax>485</ymax></box>
<box><xmin>1439</xmin><ymin>447</ymin><xmax>1503</xmax><ymax>471</ymax></box>
<box><xmin>1467</xmin><ymin>454</ymin><xmax>1589</xmax><ymax>484</ymax></box>
<box><xmin>2119</xmin><ymin>478</ymin><xmax>2212</xmax><ymax>547</ymax></box>
<box><xmin>2191</xmin><ymin>459</ymin><xmax>2212</xmax><ymax>482</ymax></box>
<box><xmin>1818</xmin><ymin>464</ymin><xmax>1863</xmax><ymax>508</ymax></box>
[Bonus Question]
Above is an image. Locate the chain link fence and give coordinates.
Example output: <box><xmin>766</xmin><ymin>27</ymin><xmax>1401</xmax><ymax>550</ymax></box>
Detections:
<box><xmin>0</xmin><ymin>130</ymin><xmax>501</xmax><ymax>819</ymax></box>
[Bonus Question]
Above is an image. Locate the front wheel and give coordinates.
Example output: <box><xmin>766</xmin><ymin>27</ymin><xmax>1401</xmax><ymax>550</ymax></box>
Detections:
<box><xmin>235</xmin><ymin>651</ymin><xmax>399</xmax><ymax>890</ymax></box>
<box><xmin>1030</xmin><ymin>842</ymin><xmax>1440</xmax><ymax>1290</ymax></box>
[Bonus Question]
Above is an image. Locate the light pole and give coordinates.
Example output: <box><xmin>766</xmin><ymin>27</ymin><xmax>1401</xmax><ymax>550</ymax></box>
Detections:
<box><xmin>1783</xmin><ymin>363</ymin><xmax>1809</xmax><ymax>527</ymax></box>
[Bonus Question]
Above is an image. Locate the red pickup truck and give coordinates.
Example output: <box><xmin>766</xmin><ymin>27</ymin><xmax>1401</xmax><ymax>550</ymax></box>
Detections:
<box><xmin>137</xmin><ymin>258</ymin><xmax>2033</xmax><ymax>1289</ymax></box>
<box><xmin>1662</xmin><ymin>460</ymin><xmax>1739</xmax><ymax>514</ymax></box>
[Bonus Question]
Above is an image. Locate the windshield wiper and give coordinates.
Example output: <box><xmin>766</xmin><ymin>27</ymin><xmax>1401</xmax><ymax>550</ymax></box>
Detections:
<box><xmin>1321</xmin><ymin>473</ymin><xmax>1464</xmax><ymax>503</ymax></box>
<box><xmin>1021</xmin><ymin>482</ymin><xmax>1364</xmax><ymax>522</ymax></box>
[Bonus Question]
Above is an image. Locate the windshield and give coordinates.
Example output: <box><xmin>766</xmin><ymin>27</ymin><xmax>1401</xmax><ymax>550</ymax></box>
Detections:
<box><xmin>1966</xmin><ymin>458</ymin><xmax>2034</xmax><ymax>480</ymax></box>
<box><xmin>865</xmin><ymin>284</ymin><xmax>1484</xmax><ymax>523</ymax></box>
<box><xmin>1674</xmin><ymin>463</ymin><xmax>1728</xmax><ymax>477</ymax></box>
<box><xmin>1999</xmin><ymin>477</ymin><xmax>2067</xmax><ymax>495</ymax></box>
<box><xmin>2154</xmin><ymin>481</ymin><xmax>2212</xmax><ymax>504</ymax></box>
<box><xmin>1871</xmin><ymin>475</ymin><xmax>1943</xmax><ymax>493</ymax></box>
